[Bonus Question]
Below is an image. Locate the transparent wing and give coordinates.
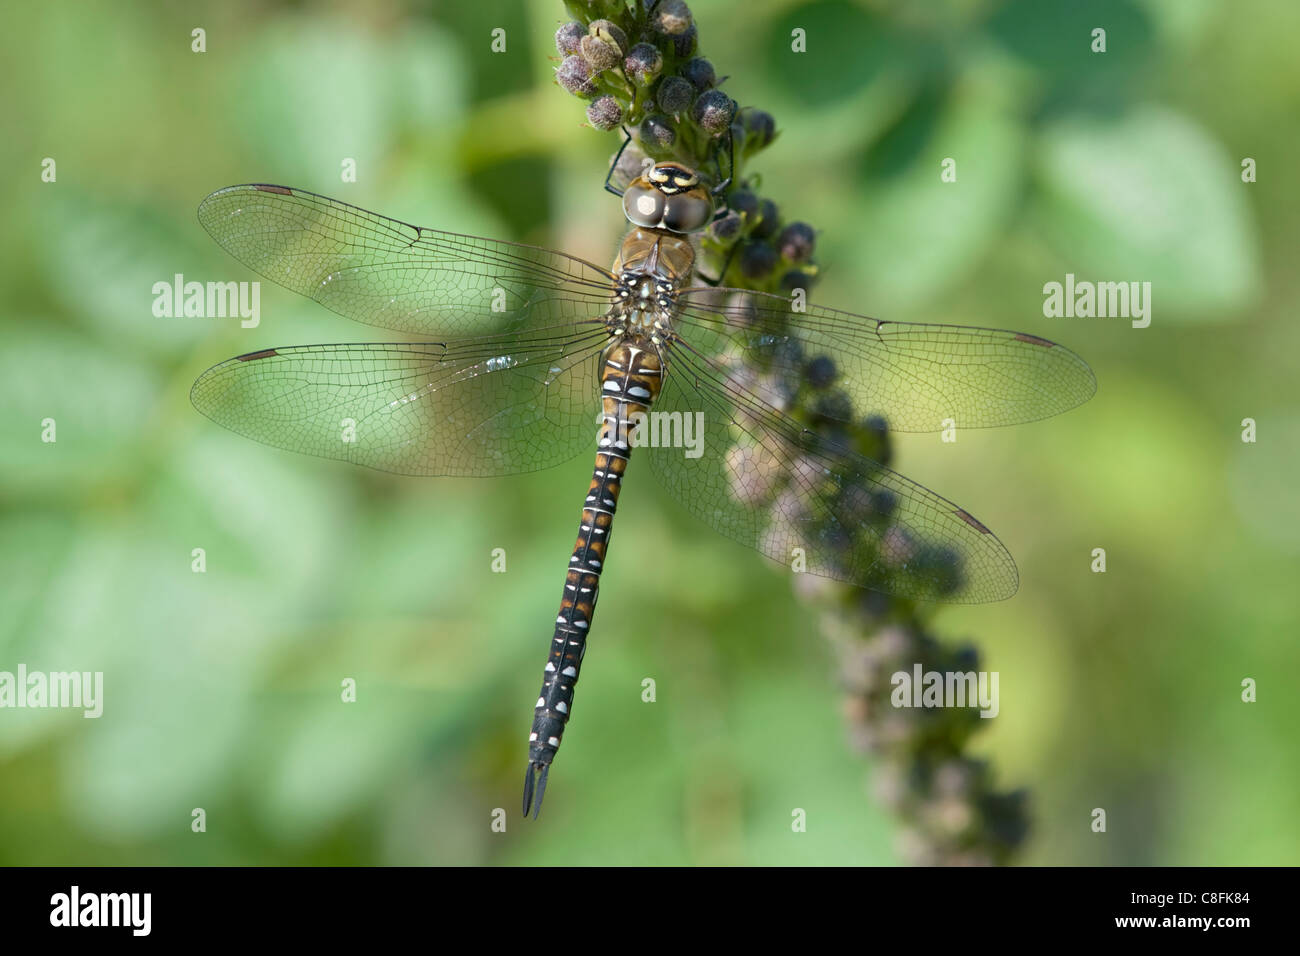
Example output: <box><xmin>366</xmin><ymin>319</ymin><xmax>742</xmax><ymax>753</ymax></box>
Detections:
<box><xmin>674</xmin><ymin>288</ymin><xmax>1096</xmax><ymax>432</ymax></box>
<box><xmin>190</xmin><ymin>327</ymin><xmax>609</xmax><ymax>477</ymax></box>
<box><xmin>645</xmin><ymin>331</ymin><xmax>1019</xmax><ymax>603</ymax></box>
<box><xmin>198</xmin><ymin>184</ymin><xmax>617</xmax><ymax>338</ymax></box>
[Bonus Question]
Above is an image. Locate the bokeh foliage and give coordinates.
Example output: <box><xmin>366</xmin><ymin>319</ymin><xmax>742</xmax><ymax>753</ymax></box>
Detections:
<box><xmin>0</xmin><ymin>0</ymin><xmax>1297</xmax><ymax>865</ymax></box>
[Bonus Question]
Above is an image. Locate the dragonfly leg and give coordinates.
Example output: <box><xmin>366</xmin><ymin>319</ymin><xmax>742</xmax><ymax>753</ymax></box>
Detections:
<box><xmin>697</xmin><ymin>238</ymin><xmax>741</xmax><ymax>287</ymax></box>
<box><xmin>710</xmin><ymin>126</ymin><xmax>735</xmax><ymax>196</ymax></box>
<box><xmin>604</xmin><ymin>126</ymin><xmax>635</xmax><ymax>198</ymax></box>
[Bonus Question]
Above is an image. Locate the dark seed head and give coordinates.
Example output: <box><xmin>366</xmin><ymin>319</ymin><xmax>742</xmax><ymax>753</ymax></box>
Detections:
<box><xmin>744</xmin><ymin>108</ymin><xmax>777</xmax><ymax>149</ymax></box>
<box><xmin>556</xmin><ymin>55</ymin><xmax>598</xmax><ymax>98</ymax></box>
<box><xmin>681</xmin><ymin>57</ymin><xmax>716</xmax><ymax>90</ymax></box>
<box><xmin>859</xmin><ymin>589</ymin><xmax>892</xmax><ymax>620</ymax></box>
<box><xmin>813</xmin><ymin>389</ymin><xmax>854</xmax><ymax>423</ymax></box>
<box><xmin>739</xmin><ymin>241</ymin><xmax>778</xmax><ymax>280</ymax></box>
<box><xmin>922</xmin><ymin>545</ymin><xmax>964</xmax><ymax>597</ymax></box>
<box><xmin>639</xmin><ymin>113</ymin><xmax>676</xmax><ymax>149</ymax></box>
<box><xmin>656</xmin><ymin>75</ymin><xmax>694</xmax><ymax>114</ymax></box>
<box><xmin>586</xmin><ymin>95</ymin><xmax>624</xmax><ymax>131</ymax></box>
<box><xmin>651</xmin><ymin>0</ymin><xmax>692</xmax><ymax>36</ymax></box>
<box><xmin>872</xmin><ymin>489</ymin><xmax>898</xmax><ymax>518</ymax></box>
<box><xmin>709</xmin><ymin>209</ymin><xmax>742</xmax><ymax>241</ymax></box>
<box><xmin>624</xmin><ymin>42</ymin><xmax>663</xmax><ymax>86</ymax></box>
<box><xmin>983</xmin><ymin>789</ymin><xmax>1031</xmax><ymax>850</ymax></box>
<box><xmin>579</xmin><ymin>34</ymin><xmax>622</xmax><ymax>74</ymax></box>
<box><xmin>859</xmin><ymin>416</ymin><xmax>891</xmax><ymax>464</ymax></box>
<box><xmin>587</xmin><ymin>19</ymin><xmax>627</xmax><ymax>56</ymax></box>
<box><xmin>806</xmin><ymin>355</ymin><xmax>837</xmax><ymax>389</ymax></box>
<box><xmin>691</xmin><ymin>89</ymin><xmax>735</xmax><ymax>135</ymax></box>
<box><xmin>671</xmin><ymin>24</ymin><xmax>698</xmax><ymax>58</ymax></box>
<box><xmin>778</xmin><ymin>269</ymin><xmax>811</xmax><ymax>295</ymax></box>
<box><xmin>952</xmin><ymin>643</ymin><xmax>980</xmax><ymax>671</ymax></box>
<box><xmin>777</xmin><ymin>221</ymin><xmax>816</xmax><ymax>262</ymax></box>
<box><xmin>751</xmin><ymin>198</ymin><xmax>780</xmax><ymax>239</ymax></box>
<box><xmin>728</xmin><ymin>188</ymin><xmax>759</xmax><ymax>219</ymax></box>
<box><xmin>555</xmin><ymin>22</ymin><xmax>584</xmax><ymax>57</ymax></box>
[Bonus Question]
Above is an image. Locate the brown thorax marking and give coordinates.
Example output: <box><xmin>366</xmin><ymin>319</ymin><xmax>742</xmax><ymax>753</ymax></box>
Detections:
<box><xmin>607</xmin><ymin>228</ymin><xmax>695</xmax><ymax>341</ymax></box>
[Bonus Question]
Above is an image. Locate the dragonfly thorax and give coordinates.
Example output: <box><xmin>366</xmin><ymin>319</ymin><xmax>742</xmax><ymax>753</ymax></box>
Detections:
<box><xmin>631</xmin><ymin>275</ymin><xmax>657</xmax><ymax>302</ymax></box>
<box><xmin>608</xmin><ymin>227</ymin><xmax>694</xmax><ymax>338</ymax></box>
<box><xmin>610</xmin><ymin>269</ymin><xmax>675</xmax><ymax>335</ymax></box>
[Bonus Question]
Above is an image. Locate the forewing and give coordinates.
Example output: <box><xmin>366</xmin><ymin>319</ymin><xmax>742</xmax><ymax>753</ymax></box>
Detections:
<box><xmin>198</xmin><ymin>184</ymin><xmax>616</xmax><ymax>338</ymax></box>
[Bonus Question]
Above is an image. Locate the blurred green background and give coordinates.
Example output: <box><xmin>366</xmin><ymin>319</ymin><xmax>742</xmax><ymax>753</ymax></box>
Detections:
<box><xmin>1</xmin><ymin>0</ymin><xmax>1297</xmax><ymax>865</ymax></box>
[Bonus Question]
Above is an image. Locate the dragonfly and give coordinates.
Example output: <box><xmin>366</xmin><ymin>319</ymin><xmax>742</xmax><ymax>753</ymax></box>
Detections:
<box><xmin>191</xmin><ymin>164</ymin><xmax>1095</xmax><ymax>818</ymax></box>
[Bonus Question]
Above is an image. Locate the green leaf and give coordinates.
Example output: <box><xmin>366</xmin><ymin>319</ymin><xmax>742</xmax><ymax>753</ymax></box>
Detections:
<box><xmin>1032</xmin><ymin>106</ymin><xmax>1262</xmax><ymax>318</ymax></box>
<box><xmin>38</xmin><ymin>190</ymin><xmax>216</xmax><ymax>358</ymax></box>
<box><xmin>987</xmin><ymin>0</ymin><xmax>1153</xmax><ymax>80</ymax></box>
<box><xmin>846</xmin><ymin>71</ymin><xmax>1025</xmax><ymax>309</ymax></box>
<box><xmin>236</xmin><ymin>17</ymin><xmax>466</xmax><ymax>180</ymax></box>
<box><xmin>0</xmin><ymin>325</ymin><xmax>162</xmax><ymax>490</ymax></box>
<box><xmin>765</xmin><ymin>0</ymin><xmax>908</xmax><ymax>107</ymax></box>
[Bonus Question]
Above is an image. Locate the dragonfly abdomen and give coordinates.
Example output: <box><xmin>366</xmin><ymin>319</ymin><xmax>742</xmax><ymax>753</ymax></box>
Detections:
<box><xmin>523</xmin><ymin>338</ymin><xmax>664</xmax><ymax>817</ymax></box>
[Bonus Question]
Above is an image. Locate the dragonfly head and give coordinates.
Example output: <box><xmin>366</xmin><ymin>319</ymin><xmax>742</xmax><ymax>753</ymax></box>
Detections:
<box><xmin>622</xmin><ymin>162</ymin><xmax>714</xmax><ymax>234</ymax></box>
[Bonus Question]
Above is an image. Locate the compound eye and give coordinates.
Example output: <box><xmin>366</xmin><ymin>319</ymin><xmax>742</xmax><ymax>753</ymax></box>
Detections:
<box><xmin>661</xmin><ymin>190</ymin><xmax>713</xmax><ymax>233</ymax></box>
<box><xmin>623</xmin><ymin>183</ymin><xmax>666</xmax><ymax>228</ymax></box>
